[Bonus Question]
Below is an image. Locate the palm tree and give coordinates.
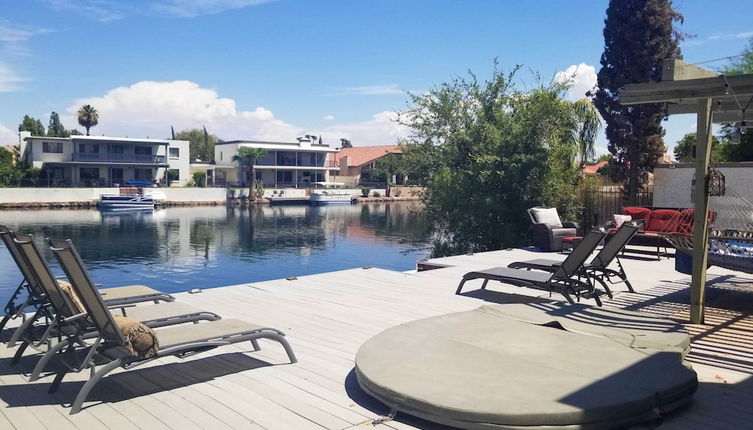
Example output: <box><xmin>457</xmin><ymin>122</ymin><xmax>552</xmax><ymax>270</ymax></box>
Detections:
<box><xmin>572</xmin><ymin>99</ymin><xmax>601</xmax><ymax>169</ymax></box>
<box><xmin>232</xmin><ymin>147</ymin><xmax>267</xmax><ymax>202</ymax></box>
<box><xmin>77</xmin><ymin>104</ymin><xmax>99</xmax><ymax>136</ymax></box>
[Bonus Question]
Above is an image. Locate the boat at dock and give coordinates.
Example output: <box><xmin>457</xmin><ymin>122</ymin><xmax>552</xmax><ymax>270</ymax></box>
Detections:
<box><xmin>308</xmin><ymin>182</ymin><xmax>354</xmax><ymax>205</ymax></box>
<box><xmin>97</xmin><ymin>194</ymin><xmax>155</xmax><ymax>211</ymax></box>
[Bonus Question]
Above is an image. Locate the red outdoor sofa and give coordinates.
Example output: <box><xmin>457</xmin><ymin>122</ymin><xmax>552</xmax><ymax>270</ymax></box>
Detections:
<box><xmin>607</xmin><ymin>207</ymin><xmax>713</xmax><ymax>259</ymax></box>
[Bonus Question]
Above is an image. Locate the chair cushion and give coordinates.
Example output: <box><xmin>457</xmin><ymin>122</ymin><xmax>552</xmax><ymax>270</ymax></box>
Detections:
<box><xmin>622</xmin><ymin>207</ymin><xmax>651</xmax><ymax>231</ymax></box>
<box><xmin>531</xmin><ymin>207</ymin><xmax>562</xmax><ymax>228</ymax></box>
<box><xmin>551</xmin><ymin>228</ymin><xmax>577</xmax><ymax>237</ymax></box>
<box><xmin>613</xmin><ymin>214</ymin><xmax>632</xmax><ymax>229</ymax></box>
<box><xmin>647</xmin><ymin>209</ymin><xmax>680</xmax><ymax>232</ymax></box>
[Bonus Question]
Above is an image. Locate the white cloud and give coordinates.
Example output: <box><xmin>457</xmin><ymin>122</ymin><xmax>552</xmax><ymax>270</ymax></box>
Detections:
<box><xmin>63</xmin><ymin>80</ymin><xmax>300</xmax><ymax>140</ymax></box>
<box><xmin>60</xmin><ymin>80</ymin><xmax>408</xmax><ymax>147</ymax></box>
<box><xmin>329</xmin><ymin>84</ymin><xmax>403</xmax><ymax>96</ymax></box>
<box><xmin>553</xmin><ymin>63</ymin><xmax>597</xmax><ymax>101</ymax></box>
<box><xmin>152</xmin><ymin>0</ymin><xmax>274</xmax><ymax>18</ymax></box>
<box><xmin>0</xmin><ymin>63</ymin><xmax>28</xmax><ymax>92</ymax></box>
<box><xmin>48</xmin><ymin>0</ymin><xmax>128</xmax><ymax>22</ymax></box>
<box><xmin>315</xmin><ymin>111</ymin><xmax>411</xmax><ymax>147</ymax></box>
<box><xmin>0</xmin><ymin>123</ymin><xmax>18</xmax><ymax>149</ymax></box>
<box><xmin>737</xmin><ymin>31</ymin><xmax>753</xmax><ymax>39</ymax></box>
<box><xmin>322</xmin><ymin>115</ymin><xmax>334</xmax><ymax>121</ymax></box>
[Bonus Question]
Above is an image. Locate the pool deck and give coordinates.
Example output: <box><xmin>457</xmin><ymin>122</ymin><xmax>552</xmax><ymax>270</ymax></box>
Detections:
<box><xmin>1</xmin><ymin>247</ymin><xmax>753</xmax><ymax>429</ymax></box>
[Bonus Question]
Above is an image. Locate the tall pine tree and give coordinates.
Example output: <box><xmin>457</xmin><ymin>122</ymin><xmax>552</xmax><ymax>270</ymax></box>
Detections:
<box><xmin>593</xmin><ymin>0</ymin><xmax>684</xmax><ymax>203</ymax></box>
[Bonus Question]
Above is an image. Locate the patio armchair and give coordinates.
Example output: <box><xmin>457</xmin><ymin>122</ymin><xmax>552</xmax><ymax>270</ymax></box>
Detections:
<box><xmin>528</xmin><ymin>207</ymin><xmax>579</xmax><ymax>252</ymax></box>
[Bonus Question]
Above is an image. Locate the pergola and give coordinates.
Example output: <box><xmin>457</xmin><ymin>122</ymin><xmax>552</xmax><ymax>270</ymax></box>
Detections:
<box><xmin>620</xmin><ymin>59</ymin><xmax>753</xmax><ymax>324</ymax></box>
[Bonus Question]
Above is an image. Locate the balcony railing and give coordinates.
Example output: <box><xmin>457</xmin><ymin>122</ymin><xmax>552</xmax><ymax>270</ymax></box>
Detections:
<box><xmin>254</xmin><ymin>159</ymin><xmax>339</xmax><ymax>168</ymax></box>
<box><xmin>72</xmin><ymin>153</ymin><xmax>167</xmax><ymax>164</ymax></box>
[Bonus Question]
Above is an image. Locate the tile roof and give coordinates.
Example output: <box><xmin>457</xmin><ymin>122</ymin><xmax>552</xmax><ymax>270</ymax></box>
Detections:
<box><xmin>337</xmin><ymin>145</ymin><xmax>402</xmax><ymax>167</ymax></box>
<box><xmin>582</xmin><ymin>160</ymin><xmax>608</xmax><ymax>174</ymax></box>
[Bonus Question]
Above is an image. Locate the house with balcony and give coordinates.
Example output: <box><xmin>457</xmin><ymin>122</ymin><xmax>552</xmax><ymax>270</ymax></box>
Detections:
<box><xmin>336</xmin><ymin>145</ymin><xmax>402</xmax><ymax>186</ymax></box>
<box><xmin>213</xmin><ymin>138</ymin><xmax>339</xmax><ymax>187</ymax></box>
<box><xmin>18</xmin><ymin>132</ymin><xmax>190</xmax><ymax>187</ymax></box>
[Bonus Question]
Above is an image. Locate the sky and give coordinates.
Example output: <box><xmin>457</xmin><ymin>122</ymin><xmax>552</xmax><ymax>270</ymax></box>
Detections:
<box><xmin>0</xmin><ymin>0</ymin><xmax>752</xmax><ymax>155</ymax></box>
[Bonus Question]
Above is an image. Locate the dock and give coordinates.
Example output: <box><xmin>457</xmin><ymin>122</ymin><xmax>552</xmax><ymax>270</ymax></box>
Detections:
<box><xmin>1</xmin><ymin>247</ymin><xmax>752</xmax><ymax>429</ymax></box>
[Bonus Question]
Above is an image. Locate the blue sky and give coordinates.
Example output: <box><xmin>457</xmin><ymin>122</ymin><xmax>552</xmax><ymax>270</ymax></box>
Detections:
<box><xmin>1</xmin><ymin>0</ymin><xmax>751</xmax><ymax>153</ymax></box>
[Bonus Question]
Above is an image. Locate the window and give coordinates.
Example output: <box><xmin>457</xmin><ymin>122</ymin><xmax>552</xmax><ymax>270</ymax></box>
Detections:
<box><xmin>79</xmin><ymin>168</ymin><xmax>100</xmax><ymax>180</ymax></box>
<box><xmin>110</xmin><ymin>145</ymin><xmax>124</xmax><ymax>154</ymax></box>
<box><xmin>169</xmin><ymin>147</ymin><xmax>180</xmax><ymax>158</ymax></box>
<box><xmin>42</xmin><ymin>141</ymin><xmax>63</xmax><ymax>153</ymax></box>
<box><xmin>220</xmin><ymin>151</ymin><xmax>223</xmax><ymax>161</ymax></box>
<box><xmin>276</xmin><ymin>151</ymin><xmax>297</xmax><ymax>166</ymax></box>
<box><xmin>276</xmin><ymin>170</ymin><xmax>293</xmax><ymax>184</ymax></box>
<box><xmin>134</xmin><ymin>168</ymin><xmax>153</xmax><ymax>181</ymax></box>
<box><xmin>78</xmin><ymin>143</ymin><xmax>99</xmax><ymax>153</ymax></box>
<box><xmin>134</xmin><ymin>146</ymin><xmax>152</xmax><ymax>155</ymax></box>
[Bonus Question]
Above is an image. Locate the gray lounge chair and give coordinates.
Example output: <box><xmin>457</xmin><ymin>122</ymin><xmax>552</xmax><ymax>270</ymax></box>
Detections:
<box><xmin>508</xmin><ymin>220</ymin><xmax>643</xmax><ymax>298</ymax></box>
<box><xmin>528</xmin><ymin>207</ymin><xmax>579</xmax><ymax>252</ymax></box>
<box><xmin>48</xmin><ymin>238</ymin><xmax>297</xmax><ymax>414</ymax></box>
<box><xmin>9</xmin><ymin>232</ymin><xmax>222</xmax><ymax>382</ymax></box>
<box><xmin>0</xmin><ymin>224</ymin><xmax>174</xmax><ymax>336</ymax></box>
<box><xmin>456</xmin><ymin>227</ymin><xmax>607</xmax><ymax>305</ymax></box>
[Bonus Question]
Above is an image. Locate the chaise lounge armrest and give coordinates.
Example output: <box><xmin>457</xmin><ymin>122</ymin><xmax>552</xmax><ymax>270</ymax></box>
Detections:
<box><xmin>562</xmin><ymin>221</ymin><xmax>579</xmax><ymax>231</ymax></box>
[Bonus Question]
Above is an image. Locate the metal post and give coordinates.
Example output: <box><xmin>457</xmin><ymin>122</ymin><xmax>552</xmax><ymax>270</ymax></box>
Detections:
<box><xmin>689</xmin><ymin>98</ymin><xmax>714</xmax><ymax>324</ymax></box>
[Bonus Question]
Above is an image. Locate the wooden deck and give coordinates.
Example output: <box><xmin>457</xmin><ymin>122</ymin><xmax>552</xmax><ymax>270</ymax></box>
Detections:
<box><xmin>1</xmin><ymin>247</ymin><xmax>752</xmax><ymax>429</ymax></box>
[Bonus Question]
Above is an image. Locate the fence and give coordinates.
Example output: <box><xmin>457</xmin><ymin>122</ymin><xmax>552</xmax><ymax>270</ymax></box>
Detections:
<box><xmin>580</xmin><ymin>190</ymin><xmax>654</xmax><ymax>230</ymax></box>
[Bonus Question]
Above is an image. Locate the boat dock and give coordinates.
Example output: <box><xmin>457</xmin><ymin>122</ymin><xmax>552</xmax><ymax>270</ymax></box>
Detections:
<box><xmin>1</xmin><ymin>247</ymin><xmax>752</xmax><ymax>429</ymax></box>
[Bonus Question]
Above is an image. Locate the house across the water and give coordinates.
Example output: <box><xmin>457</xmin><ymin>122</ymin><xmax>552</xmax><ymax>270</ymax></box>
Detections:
<box><xmin>18</xmin><ymin>132</ymin><xmax>190</xmax><ymax>187</ymax></box>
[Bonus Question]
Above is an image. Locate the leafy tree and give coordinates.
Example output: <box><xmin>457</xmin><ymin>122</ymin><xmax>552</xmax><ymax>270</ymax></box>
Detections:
<box><xmin>69</xmin><ymin>129</ymin><xmax>83</xmax><ymax>136</ymax></box>
<box><xmin>174</xmin><ymin>128</ymin><xmax>222</xmax><ymax>162</ymax></box>
<box><xmin>593</xmin><ymin>0</ymin><xmax>685</xmax><ymax>204</ymax></box>
<box><xmin>232</xmin><ymin>147</ymin><xmax>267</xmax><ymax>202</ymax></box>
<box><xmin>47</xmin><ymin>112</ymin><xmax>70</xmax><ymax>137</ymax></box>
<box><xmin>18</xmin><ymin>115</ymin><xmax>45</xmax><ymax>136</ymax></box>
<box><xmin>572</xmin><ymin>99</ymin><xmax>601</xmax><ymax>168</ymax></box>
<box><xmin>673</xmin><ymin>132</ymin><xmax>722</xmax><ymax>163</ymax></box>
<box><xmin>370</xmin><ymin>154</ymin><xmax>406</xmax><ymax>195</ymax></box>
<box><xmin>0</xmin><ymin>148</ymin><xmax>13</xmax><ymax>166</ymax></box>
<box><xmin>400</xmin><ymin>63</ymin><xmax>588</xmax><ymax>256</ymax></box>
<box><xmin>77</xmin><ymin>104</ymin><xmax>99</xmax><ymax>135</ymax></box>
<box><xmin>340</xmin><ymin>138</ymin><xmax>353</xmax><ymax>148</ymax></box>
<box><xmin>715</xmin><ymin>39</ymin><xmax>753</xmax><ymax>160</ymax></box>
<box><xmin>596</xmin><ymin>153</ymin><xmax>613</xmax><ymax>162</ymax></box>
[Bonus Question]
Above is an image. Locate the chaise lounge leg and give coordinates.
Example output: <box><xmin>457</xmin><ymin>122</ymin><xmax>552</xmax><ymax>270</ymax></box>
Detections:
<box><xmin>0</xmin><ymin>315</ymin><xmax>11</xmax><ymax>332</ymax></box>
<box><xmin>70</xmin><ymin>360</ymin><xmax>123</xmax><ymax>415</ymax></box>
<box><xmin>11</xmin><ymin>340</ymin><xmax>29</xmax><ymax>364</ymax></box>
<box><xmin>593</xmin><ymin>277</ymin><xmax>613</xmax><ymax>299</ymax></box>
<box><xmin>258</xmin><ymin>333</ymin><xmax>298</xmax><ymax>364</ymax></box>
<box><xmin>481</xmin><ymin>279</ymin><xmax>489</xmax><ymax>290</ymax></box>
<box><xmin>8</xmin><ymin>314</ymin><xmax>38</xmax><ymax>347</ymax></box>
<box><xmin>49</xmin><ymin>368</ymin><xmax>69</xmax><ymax>393</ymax></box>
<box><xmin>455</xmin><ymin>279</ymin><xmax>467</xmax><ymax>295</ymax></box>
<box><xmin>250</xmin><ymin>339</ymin><xmax>260</xmax><ymax>351</ymax></box>
<box><xmin>30</xmin><ymin>339</ymin><xmax>72</xmax><ymax>382</ymax></box>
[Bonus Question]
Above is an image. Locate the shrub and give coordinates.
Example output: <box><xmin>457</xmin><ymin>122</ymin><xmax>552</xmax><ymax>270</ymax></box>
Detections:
<box><xmin>192</xmin><ymin>171</ymin><xmax>207</xmax><ymax>187</ymax></box>
<box><xmin>372</xmin><ymin>191</ymin><xmax>381</xmax><ymax>197</ymax></box>
<box><xmin>361</xmin><ymin>187</ymin><xmax>370</xmax><ymax>197</ymax></box>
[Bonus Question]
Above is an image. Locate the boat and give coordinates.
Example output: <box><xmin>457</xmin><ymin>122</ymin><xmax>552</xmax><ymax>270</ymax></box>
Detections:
<box><xmin>97</xmin><ymin>194</ymin><xmax>155</xmax><ymax>211</ymax></box>
<box><xmin>308</xmin><ymin>182</ymin><xmax>354</xmax><ymax>205</ymax></box>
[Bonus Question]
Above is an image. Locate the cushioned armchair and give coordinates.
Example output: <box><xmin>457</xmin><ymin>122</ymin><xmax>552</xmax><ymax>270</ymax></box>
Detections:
<box><xmin>528</xmin><ymin>207</ymin><xmax>579</xmax><ymax>252</ymax></box>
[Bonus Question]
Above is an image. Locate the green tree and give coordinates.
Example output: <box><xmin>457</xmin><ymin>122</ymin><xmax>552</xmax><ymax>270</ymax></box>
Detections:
<box><xmin>193</xmin><ymin>171</ymin><xmax>207</xmax><ymax>187</ymax></box>
<box><xmin>340</xmin><ymin>138</ymin><xmax>353</xmax><ymax>148</ymax></box>
<box><xmin>69</xmin><ymin>129</ymin><xmax>83</xmax><ymax>136</ymax></box>
<box><xmin>715</xmin><ymin>39</ymin><xmax>753</xmax><ymax>161</ymax></box>
<box><xmin>673</xmin><ymin>132</ymin><xmax>722</xmax><ymax>163</ymax></box>
<box><xmin>370</xmin><ymin>154</ymin><xmax>406</xmax><ymax>195</ymax></box>
<box><xmin>18</xmin><ymin>115</ymin><xmax>46</xmax><ymax>136</ymax></box>
<box><xmin>174</xmin><ymin>128</ymin><xmax>222</xmax><ymax>162</ymax></box>
<box><xmin>593</xmin><ymin>0</ymin><xmax>685</xmax><ymax>203</ymax></box>
<box><xmin>77</xmin><ymin>104</ymin><xmax>99</xmax><ymax>135</ymax></box>
<box><xmin>572</xmin><ymin>99</ymin><xmax>602</xmax><ymax>168</ymax></box>
<box><xmin>232</xmin><ymin>147</ymin><xmax>267</xmax><ymax>202</ymax></box>
<box><xmin>722</xmin><ymin>38</ymin><xmax>753</xmax><ymax>75</ymax></box>
<box><xmin>47</xmin><ymin>112</ymin><xmax>70</xmax><ymax>137</ymax></box>
<box><xmin>400</xmin><ymin>63</ymin><xmax>587</xmax><ymax>256</ymax></box>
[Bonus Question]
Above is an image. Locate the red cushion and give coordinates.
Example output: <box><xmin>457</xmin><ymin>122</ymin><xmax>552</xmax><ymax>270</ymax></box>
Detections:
<box><xmin>622</xmin><ymin>207</ymin><xmax>651</xmax><ymax>230</ymax></box>
<box><xmin>676</xmin><ymin>209</ymin><xmax>695</xmax><ymax>234</ymax></box>
<box><xmin>647</xmin><ymin>209</ymin><xmax>680</xmax><ymax>232</ymax></box>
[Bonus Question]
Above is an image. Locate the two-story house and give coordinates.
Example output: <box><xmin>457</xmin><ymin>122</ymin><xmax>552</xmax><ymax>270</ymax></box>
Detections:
<box><xmin>213</xmin><ymin>138</ymin><xmax>340</xmax><ymax>187</ymax></box>
<box><xmin>19</xmin><ymin>132</ymin><xmax>190</xmax><ymax>187</ymax></box>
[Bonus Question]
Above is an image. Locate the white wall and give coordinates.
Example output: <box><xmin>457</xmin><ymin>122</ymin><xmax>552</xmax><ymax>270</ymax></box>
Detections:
<box><xmin>160</xmin><ymin>188</ymin><xmax>226</xmax><ymax>202</ymax></box>
<box><xmin>653</xmin><ymin>163</ymin><xmax>753</xmax><ymax>208</ymax></box>
<box><xmin>166</xmin><ymin>140</ymin><xmax>190</xmax><ymax>186</ymax></box>
<box><xmin>0</xmin><ymin>187</ymin><xmax>227</xmax><ymax>204</ymax></box>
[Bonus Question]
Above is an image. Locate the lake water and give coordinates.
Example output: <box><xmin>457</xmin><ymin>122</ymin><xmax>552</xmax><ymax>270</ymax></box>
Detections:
<box><xmin>0</xmin><ymin>202</ymin><xmax>430</xmax><ymax>297</ymax></box>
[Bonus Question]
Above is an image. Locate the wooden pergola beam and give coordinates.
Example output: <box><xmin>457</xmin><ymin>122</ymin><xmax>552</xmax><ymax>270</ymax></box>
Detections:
<box><xmin>620</xmin><ymin>74</ymin><xmax>753</xmax><ymax>105</ymax></box>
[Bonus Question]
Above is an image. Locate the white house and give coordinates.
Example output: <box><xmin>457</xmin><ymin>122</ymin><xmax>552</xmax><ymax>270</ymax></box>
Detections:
<box><xmin>214</xmin><ymin>138</ymin><xmax>340</xmax><ymax>187</ymax></box>
<box><xmin>18</xmin><ymin>132</ymin><xmax>190</xmax><ymax>187</ymax></box>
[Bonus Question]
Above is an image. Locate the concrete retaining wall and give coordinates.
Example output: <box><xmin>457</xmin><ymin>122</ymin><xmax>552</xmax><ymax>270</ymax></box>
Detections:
<box><xmin>160</xmin><ymin>188</ymin><xmax>226</xmax><ymax>202</ymax></box>
<box><xmin>653</xmin><ymin>163</ymin><xmax>753</xmax><ymax>208</ymax></box>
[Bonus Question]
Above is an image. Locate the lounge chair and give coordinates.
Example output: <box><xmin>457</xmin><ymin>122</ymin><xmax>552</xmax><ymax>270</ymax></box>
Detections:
<box><xmin>527</xmin><ymin>207</ymin><xmax>579</xmax><ymax>252</ymax></box>
<box><xmin>47</xmin><ymin>238</ymin><xmax>297</xmax><ymax>414</ymax></box>
<box><xmin>508</xmin><ymin>220</ymin><xmax>643</xmax><ymax>298</ymax></box>
<box><xmin>9</xmin><ymin>232</ymin><xmax>222</xmax><ymax>382</ymax></box>
<box><xmin>1</xmin><ymin>227</ymin><xmax>173</xmax><ymax>347</ymax></box>
<box><xmin>456</xmin><ymin>227</ymin><xmax>607</xmax><ymax>305</ymax></box>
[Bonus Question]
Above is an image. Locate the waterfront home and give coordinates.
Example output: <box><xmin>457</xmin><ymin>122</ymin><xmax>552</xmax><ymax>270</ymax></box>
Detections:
<box><xmin>213</xmin><ymin>137</ymin><xmax>339</xmax><ymax>187</ymax></box>
<box><xmin>336</xmin><ymin>144</ymin><xmax>402</xmax><ymax>186</ymax></box>
<box><xmin>18</xmin><ymin>132</ymin><xmax>190</xmax><ymax>187</ymax></box>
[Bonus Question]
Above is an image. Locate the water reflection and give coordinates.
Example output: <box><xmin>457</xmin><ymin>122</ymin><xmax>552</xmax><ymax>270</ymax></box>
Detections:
<box><xmin>0</xmin><ymin>203</ymin><xmax>429</xmax><ymax>295</ymax></box>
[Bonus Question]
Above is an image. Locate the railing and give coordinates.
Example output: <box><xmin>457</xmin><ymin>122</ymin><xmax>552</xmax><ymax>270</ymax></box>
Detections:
<box><xmin>71</xmin><ymin>153</ymin><xmax>167</xmax><ymax>164</ymax></box>
<box><xmin>580</xmin><ymin>190</ymin><xmax>654</xmax><ymax>230</ymax></box>
<box><xmin>254</xmin><ymin>159</ymin><xmax>338</xmax><ymax>168</ymax></box>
